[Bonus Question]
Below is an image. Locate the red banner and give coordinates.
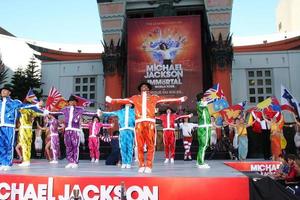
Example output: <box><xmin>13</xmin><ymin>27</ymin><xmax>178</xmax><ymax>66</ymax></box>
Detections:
<box><xmin>127</xmin><ymin>16</ymin><xmax>203</xmax><ymax>109</ymax></box>
<box><xmin>225</xmin><ymin>161</ymin><xmax>281</xmax><ymax>175</ymax></box>
<box><xmin>0</xmin><ymin>175</ymin><xmax>249</xmax><ymax>200</ymax></box>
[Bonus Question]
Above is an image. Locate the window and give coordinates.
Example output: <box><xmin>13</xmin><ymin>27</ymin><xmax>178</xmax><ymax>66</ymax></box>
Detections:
<box><xmin>74</xmin><ymin>76</ymin><xmax>97</xmax><ymax>107</ymax></box>
<box><xmin>247</xmin><ymin>69</ymin><xmax>273</xmax><ymax>104</ymax></box>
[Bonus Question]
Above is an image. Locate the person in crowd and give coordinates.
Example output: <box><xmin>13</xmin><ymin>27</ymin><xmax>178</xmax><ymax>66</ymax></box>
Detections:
<box><xmin>156</xmin><ymin>107</ymin><xmax>191</xmax><ymax>164</ymax></box>
<box><xmin>196</xmin><ymin>93</ymin><xmax>211</xmax><ymax>169</ymax></box>
<box><xmin>101</xmin><ymin>131</ymin><xmax>121</xmax><ymax>166</ymax></box>
<box><xmin>34</xmin><ymin>118</ymin><xmax>44</xmax><ymax>158</ymax></box>
<box><xmin>252</xmin><ymin>111</ymin><xmax>272</xmax><ymax>160</ymax></box>
<box><xmin>179</xmin><ymin>115</ymin><xmax>198</xmax><ymax>161</ymax></box>
<box><xmin>81</xmin><ymin>116</ymin><xmax>112</xmax><ymax>163</ymax></box>
<box><xmin>106</xmin><ymin>81</ymin><xmax>187</xmax><ymax>173</ymax></box>
<box><xmin>272</xmin><ymin>154</ymin><xmax>289</xmax><ymax>180</ymax></box>
<box><xmin>101</xmin><ymin>104</ymin><xmax>135</xmax><ymax>168</ymax></box>
<box><xmin>210</xmin><ymin>116</ymin><xmax>218</xmax><ymax>148</ymax></box>
<box><xmin>18</xmin><ymin>101</ymin><xmax>45</xmax><ymax>167</ymax></box>
<box><xmin>264</xmin><ymin>112</ymin><xmax>284</xmax><ymax>161</ymax></box>
<box><xmin>47</xmin><ymin>114</ymin><xmax>65</xmax><ymax>164</ymax></box>
<box><xmin>0</xmin><ymin>86</ymin><xmax>38</xmax><ymax>171</ymax></box>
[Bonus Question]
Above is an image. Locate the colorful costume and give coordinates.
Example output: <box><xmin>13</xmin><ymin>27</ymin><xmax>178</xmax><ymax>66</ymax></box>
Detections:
<box><xmin>180</xmin><ymin>122</ymin><xmax>198</xmax><ymax>160</ymax></box>
<box><xmin>48</xmin><ymin>117</ymin><xmax>62</xmax><ymax>162</ymax></box>
<box><xmin>104</xmin><ymin>105</ymin><xmax>135</xmax><ymax>167</ymax></box>
<box><xmin>106</xmin><ymin>93</ymin><xmax>185</xmax><ymax>172</ymax></box>
<box><xmin>0</xmin><ymin>97</ymin><xmax>28</xmax><ymax>168</ymax></box>
<box><xmin>196</xmin><ymin>100</ymin><xmax>211</xmax><ymax>167</ymax></box>
<box><xmin>52</xmin><ymin>106</ymin><xmax>97</xmax><ymax>167</ymax></box>
<box><xmin>236</xmin><ymin>124</ymin><xmax>248</xmax><ymax>160</ymax></box>
<box><xmin>18</xmin><ymin>106</ymin><xmax>44</xmax><ymax>163</ymax></box>
<box><xmin>82</xmin><ymin>121</ymin><xmax>111</xmax><ymax>161</ymax></box>
<box><xmin>156</xmin><ymin>113</ymin><xmax>190</xmax><ymax>161</ymax></box>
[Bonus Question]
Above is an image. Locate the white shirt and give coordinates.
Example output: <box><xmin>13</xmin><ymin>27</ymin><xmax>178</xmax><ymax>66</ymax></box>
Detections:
<box><xmin>180</xmin><ymin>123</ymin><xmax>198</xmax><ymax>137</ymax></box>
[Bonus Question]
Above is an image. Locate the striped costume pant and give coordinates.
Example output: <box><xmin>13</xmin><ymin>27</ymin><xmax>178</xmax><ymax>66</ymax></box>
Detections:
<box><xmin>64</xmin><ymin>130</ymin><xmax>80</xmax><ymax>164</ymax></box>
<box><xmin>0</xmin><ymin>127</ymin><xmax>15</xmax><ymax>166</ymax></box>
<box><xmin>19</xmin><ymin>127</ymin><xmax>33</xmax><ymax>162</ymax></box>
<box><xmin>119</xmin><ymin>129</ymin><xmax>134</xmax><ymax>165</ymax></box>
<box><xmin>51</xmin><ymin>134</ymin><xmax>60</xmax><ymax>161</ymax></box>
<box><xmin>183</xmin><ymin>137</ymin><xmax>192</xmax><ymax>158</ymax></box>
<box><xmin>197</xmin><ymin>127</ymin><xmax>211</xmax><ymax>165</ymax></box>
<box><xmin>88</xmin><ymin>137</ymin><xmax>99</xmax><ymax>160</ymax></box>
<box><xmin>163</xmin><ymin>130</ymin><xmax>176</xmax><ymax>159</ymax></box>
<box><xmin>135</xmin><ymin>121</ymin><xmax>156</xmax><ymax>168</ymax></box>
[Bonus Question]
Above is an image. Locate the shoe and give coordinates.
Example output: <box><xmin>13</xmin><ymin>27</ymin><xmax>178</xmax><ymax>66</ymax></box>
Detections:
<box><xmin>71</xmin><ymin>163</ymin><xmax>78</xmax><ymax>168</ymax></box>
<box><xmin>197</xmin><ymin>163</ymin><xmax>210</xmax><ymax>169</ymax></box>
<box><xmin>188</xmin><ymin>155</ymin><xmax>192</xmax><ymax>161</ymax></box>
<box><xmin>144</xmin><ymin>167</ymin><xmax>152</xmax><ymax>174</ymax></box>
<box><xmin>184</xmin><ymin>155</ymin><xmax>187</xmax><ymax>161</ymax></box>
<box><xmin>138</xmin><ymin>167</ymin><xmax>145</xmax><ymax>173</ymax></box>
<box><xmin>94</xmin><ymin>159</ymin><xmax>99</xmax><ymax>163</ymax></box>
<box><xmin>49</xmin><ymin>160</ymin><xmax>58</xmax><ymax>164</ymax></box>
<box><xmin>126</xmin><ymin>164</ymin><xmax>131</xmax><ymax>169</ymax></box>
<box><xmin>170</xmin><ymin>158</ymin><xmax>174</xmax><ymax>164</ymax></box>
<box><xmin>65</xmin><ymin>163</ymin><xmax>73</xmax><ymax>168</ymax></box>
<box><xmin>164</xmin><ymin>159</ymin><xmax>169</xmax><ymax>164</ymax></box>
<box><xmin>18</xmin><ymin>161</ymin><xmax>30</xmax><ymax>167</ymax></box>
<box><xmin>2</xmin><ymin>166</ymin><xmax>11</xmax><ymax>171</ymax></box>
<box><xmin>121</xmin><ymin>164</ymin><xmax>126</xmax><ymax>169</ymax></box>
<box><xmin>91</xmin><ymin>158</ymin><xmax>95</xmax><ymax>163</ymax></box>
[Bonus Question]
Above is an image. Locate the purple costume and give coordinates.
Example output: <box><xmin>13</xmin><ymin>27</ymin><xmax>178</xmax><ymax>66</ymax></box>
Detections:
<box><xmin>48</xmin><ymin>118</ymin><xmax>61</xmax><ymax>161</ymax></box>
<box><xmin>54</xmin><ymin>106</ymin><xmax>97</xmax><ymax>164</ymax></box>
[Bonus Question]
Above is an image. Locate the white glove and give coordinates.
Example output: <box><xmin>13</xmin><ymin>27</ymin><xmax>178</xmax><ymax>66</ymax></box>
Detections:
<box><xmin>97</xmin><ymin>109</ymin><xmax>102</xmax><ymax>117</ymax></box>
<box><xmin>105</xmin><ymin>96</ymin><xmax>112</xmax><ymax>103</ymax></box>
<box><xmin>43</xmin><ymin>109</ymin><xmax>50</xmax><ymax>116</ymax></box>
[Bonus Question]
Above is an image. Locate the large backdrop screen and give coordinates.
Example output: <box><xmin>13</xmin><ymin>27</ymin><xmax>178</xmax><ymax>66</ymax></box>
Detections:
<box><xmin>127</xmin><ymin>16</ymin><xmax>203</xmax><ymax>109</ymax></box>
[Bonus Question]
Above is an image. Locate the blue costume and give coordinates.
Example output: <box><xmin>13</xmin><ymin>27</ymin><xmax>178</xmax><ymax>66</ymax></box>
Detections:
<box><xmin>105</xmin><ymin>105</ymin><xmax>135</xmax><ymax>166</ymax></box>
<box><xmin>0</xmin><ymin>97</ymin><xmax>28</xmax><ymax>167</ymax></box>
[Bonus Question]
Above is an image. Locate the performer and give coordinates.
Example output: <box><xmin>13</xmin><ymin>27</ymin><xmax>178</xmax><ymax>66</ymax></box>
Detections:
<box><xmin>264</xmin><ymin>112</ymin><xmax>284</xmax><ymax>161</ymax></box>
<box><xmin>156</xmin><ymin>107</ymin><xmax>191</xmax><ymax>163</ymax></box>
<box><xmin>102</xmin><ymin>104</ymin><xmax>135</xmax><ymax>168</ymax></box>
<box><xmin>196</xmin><ymin>93</ymin><xmax>211</xmax><ymax>169</ymax></box>
<box><xmin>0</xmin><ymin>86</ymin><xmax>34</xmax><ymax>171</ymax></box>
<box><xmin>106</xmin><ymin>82</ymin><xmax>187</xmax><ymax>173</ymax></box>
<box><xmin>179</xmin><ymin>116</ymin><xmax>198</xmax><ymax>161</ymax></box>
<box><xmin>18</xmin><ymin>101</ymin><xmax>45</xmax><ymax>167</ymax></box>
<box><xmin>34</xmin><ymin>118</ymin><xmax>44</xmax><ymax>158</ymax></box>
<box><xmin>81</xmin><ymin>116</ymin><xmax>112</xmax><ymax>163</ymax></box>
<box><xmin>50</xmin><ymin>95</ymin><xmax>100</xmax><ymax>168</ymax></box>
<box><xmin>101</xmin><ymin>131</ymin><xmax>121</xmax><ymax>166</ymax></box>
<box><xmin>47</xmin><ymin>115</ymin><xmax>65</xmax><ymax>164</ymax></box>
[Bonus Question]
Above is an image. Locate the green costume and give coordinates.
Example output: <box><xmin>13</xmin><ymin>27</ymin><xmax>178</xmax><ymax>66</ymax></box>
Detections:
<box><xmin>196</xmin><ymin>100</ymin><xmax>211</xmax><ymax>165</ymax></box>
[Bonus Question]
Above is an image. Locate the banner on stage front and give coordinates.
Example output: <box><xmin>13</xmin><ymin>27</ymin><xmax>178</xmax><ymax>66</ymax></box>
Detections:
<box><xmin>127</xmin><ymin>16</ymin><xmax>203</xmax><ymax>108</ymax></box>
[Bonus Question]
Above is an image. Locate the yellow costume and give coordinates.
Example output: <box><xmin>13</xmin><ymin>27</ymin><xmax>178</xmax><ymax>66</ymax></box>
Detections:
<box><xmin>19</xmin><ymin>108</ymin><xmax>43</xmax><ymax>162</ymax></box>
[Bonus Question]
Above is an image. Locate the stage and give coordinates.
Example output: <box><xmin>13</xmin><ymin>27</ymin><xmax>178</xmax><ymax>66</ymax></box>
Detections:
<box><xmin>0</xmin><ymin>152</ymin><xmax>269</xmax><ymax>200</ymax></box>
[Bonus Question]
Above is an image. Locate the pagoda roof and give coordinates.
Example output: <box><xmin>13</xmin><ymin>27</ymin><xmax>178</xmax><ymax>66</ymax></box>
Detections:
<box><xmin>234</xmin><ymin>35</ymin><xmax>300</xmax><ymax>53</ymax></box>
<box><xmin>27</xmin><ymin>43</ymin><xmax>101</xmax><ymax>62</ymax></box>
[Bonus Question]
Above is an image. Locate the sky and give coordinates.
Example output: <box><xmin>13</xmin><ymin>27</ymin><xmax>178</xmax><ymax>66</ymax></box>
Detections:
<box><xmin>0</xmin><ymin>0</ymin><xmax>279</xmax><ymax>44</ymax></box>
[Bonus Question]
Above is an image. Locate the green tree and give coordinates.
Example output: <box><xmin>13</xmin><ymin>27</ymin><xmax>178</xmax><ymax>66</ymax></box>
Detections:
<box><xmin>10</xmin><ymin>67</ymin><xmax>27</xmax><ymax>100</ymax></box>
<box><xmin>24</xmin><ymin>57</ymin><xmax>43</xmax><ymax>98</ymax></box>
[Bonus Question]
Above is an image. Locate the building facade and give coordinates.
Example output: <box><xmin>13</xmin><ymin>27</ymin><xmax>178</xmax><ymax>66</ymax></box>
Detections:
<box><xmin>276</xmin><ymin>0</ymin><xmax>300</xmax><ymax>33</ymax></box>
<box><xmin>232</xmin><ymin>36</ymin><xmax>300</xmax><ymax>110</ymax></box>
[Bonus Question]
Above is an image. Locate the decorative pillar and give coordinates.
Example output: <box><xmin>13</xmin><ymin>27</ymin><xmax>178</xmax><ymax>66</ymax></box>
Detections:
<box><xmin>97</xmin><ymin>1</ymin><xmax>126</xmax><ymax>111</ymax></box>
<box><xmin>210</xmin><ymin>33</ymin><xmax>233</xmax><ymax>104</ymax></box>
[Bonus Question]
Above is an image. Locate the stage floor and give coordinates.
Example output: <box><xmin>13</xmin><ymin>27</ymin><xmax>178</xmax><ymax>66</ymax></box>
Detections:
<box><xmin>3</xmin><ymin>152</ymin><xmax>246</xmax><ymax>178</ymax></box>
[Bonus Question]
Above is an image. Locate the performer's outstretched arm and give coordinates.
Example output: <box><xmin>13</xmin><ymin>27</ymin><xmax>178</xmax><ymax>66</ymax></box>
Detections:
<box><xmin>157</xmin><ymin>96</ymin><xmax>187</xmax><ymax>104</ymax></box>
<box><xmin>175</xmin><ymin>113</ymin><xmax>193</xmax><ymax>120</ymax></box>
<box><xmin>106</xmin><ymin>96</ymin><xmax>133</xmax><ymax>105</ymax></box>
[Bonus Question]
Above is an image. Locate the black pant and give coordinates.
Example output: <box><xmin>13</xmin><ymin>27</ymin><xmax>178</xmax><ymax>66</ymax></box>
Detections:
<box><xmin>262</xmin><ymin>129</ymin><xmax>271</xmax><ymax>160</ymax></box>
